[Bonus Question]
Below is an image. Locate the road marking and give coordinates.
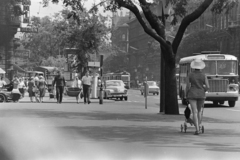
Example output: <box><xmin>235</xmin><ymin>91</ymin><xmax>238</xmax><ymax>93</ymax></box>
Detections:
<box><xmin>117</xmin><ymin>100</ymin><xmax>144</xmax><ymax>103</ymax></box>
<box><xmin>226</xmin><ymin>109</ymin><xmax>240</xmax><ymax>112</ymax></box>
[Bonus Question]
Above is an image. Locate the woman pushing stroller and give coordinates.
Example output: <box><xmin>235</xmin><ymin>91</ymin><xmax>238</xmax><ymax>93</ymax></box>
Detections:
<box><xmin>186</xmin><ymin>59</ymin><xmax>209</xmax><ymax>135</ymax></box>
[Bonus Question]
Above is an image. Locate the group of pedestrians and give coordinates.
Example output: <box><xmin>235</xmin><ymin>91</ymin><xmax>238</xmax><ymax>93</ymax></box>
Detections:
<box><xmin>25</xmin><ymin>73</ymin><xmax>47</xmax><ymax>103</ymax></box>
<box><xmin>52</xmin><ymin>70</ymin><xmax>92</xmax><ymax>104</ymax></box>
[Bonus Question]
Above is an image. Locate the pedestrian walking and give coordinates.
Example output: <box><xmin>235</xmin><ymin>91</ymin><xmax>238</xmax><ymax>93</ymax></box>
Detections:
<box><xmin>11</xmin><ymin>75</ymin><xmax>21</xmax><ymax>102</ymax></box>
<box><xmin>27</xmin><ymin>77</ymin><xmax>35</xmax><ymax>102</ymax></box>
<box><xmin>186</xmin><ymin>59</ymin><xmax>210</xmax><ymax>135</ymax></box>
<box><xmin>34</xmin><ymin>73</ymin><xmax>39</xmax><ymax>86</ymax></box>
<box><xmin>52</xmin><ymin>70</ymin><xmax>66</xmax><ymax>104</ymax></box>
<box><xmin>81</xmin><ymin>71</ymin><xmax>92</xmax><ymax>104</ymax></box>
<box><xmin>18</xmin><ymin>77</ymin><xmax>26</xmax><ymax>98</ymax></box>
<box><xmin>72</xmin><ymin>75</ymin><xmax>82</xmax><ymax>103</ymax></box>
<box><xmin>38</xmin><ymin>75</ymin><xmax>47</xmax><ymax>103</ymax></box>
<box><xmin>33</xmin><ymin>73</ymin><xmax>40</xmax><ymax>102</ymax></box>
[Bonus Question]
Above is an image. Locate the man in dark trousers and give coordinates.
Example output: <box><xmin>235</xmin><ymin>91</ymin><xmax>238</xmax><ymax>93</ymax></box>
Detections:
<box><xmin>52</xmin><ymin>70</ymin><xmax>66</xmax><ymax>104</ymax></box>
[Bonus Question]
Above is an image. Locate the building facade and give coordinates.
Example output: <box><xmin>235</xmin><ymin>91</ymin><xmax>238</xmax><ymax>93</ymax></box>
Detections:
<box><xmin>0</xmin><ymin>0</ymin><xmax>23</xmax><ymax>79</ymax></box>
<box><xmin>0</xmin><ymin>0</ymin><xmax>31</xmax><ymax>79</ymax></box>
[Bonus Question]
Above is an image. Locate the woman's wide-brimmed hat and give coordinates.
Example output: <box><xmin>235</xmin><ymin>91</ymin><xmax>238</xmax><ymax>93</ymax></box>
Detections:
<box><xmin>39</xmin><ymin>75</ymin><xmax>44</xmax><ymax>79</ymax></box>
<box><xmin>190</xmin><ymin>59</ymin><xmax>205</xmax><ymax>70</ymax></box>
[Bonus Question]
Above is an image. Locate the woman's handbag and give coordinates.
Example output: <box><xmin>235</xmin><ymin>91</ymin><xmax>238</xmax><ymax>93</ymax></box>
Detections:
<box><xmin>80</xmin><ymin>90</ymin><xmax>83</xmax><ymax>99</ymax></box>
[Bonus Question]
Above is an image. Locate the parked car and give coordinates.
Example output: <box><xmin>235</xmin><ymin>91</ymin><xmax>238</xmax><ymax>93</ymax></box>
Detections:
<box><xmin>140</xmin><ymin>81</ymin><xmax>159</xmax><ymax>95</ymax></box>
<box><xmin>103</xmin><ymin>80</ymin><xmax>128</xmax><ymax>101</ymax></box>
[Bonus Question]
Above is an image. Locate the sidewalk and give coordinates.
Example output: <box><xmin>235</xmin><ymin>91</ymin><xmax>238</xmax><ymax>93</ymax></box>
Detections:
<box><xmin>1</xmin><ymin>98</ymin><xmax>240</xmax><ymax>160</ymax></box>
<box><xmin>19</xmin><ymin>92</ymin><xmax>114</xmax><ymax>103</ymax></box>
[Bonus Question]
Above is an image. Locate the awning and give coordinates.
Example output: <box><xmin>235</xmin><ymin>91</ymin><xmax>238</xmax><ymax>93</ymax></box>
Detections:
<box><xmin>0</xmin><ymin>68</ymin><xmax>6</xmax><ymax>74</ymax></box>
<box><xmin>34</xmin><ymin>66</ymin><xmax>57</xmax><ymax>73</ymax></box>
<box><xmin>12</xmin><ymin>63</ymin><xmax>26</xmax><ymax>73</ymax></box>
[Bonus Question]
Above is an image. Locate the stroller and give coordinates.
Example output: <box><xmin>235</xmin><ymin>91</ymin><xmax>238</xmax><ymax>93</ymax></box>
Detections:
<box><xmin>180</xmin><ymin>101</ymin><xmax>205</xmax><ymax>133</ymax></box>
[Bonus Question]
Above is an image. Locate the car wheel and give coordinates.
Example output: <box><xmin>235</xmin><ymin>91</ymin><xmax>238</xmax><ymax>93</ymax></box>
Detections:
<box><xmin>219</xmin><ymin>101</ymin><xmax>224</xmax><ymax>105</ymax></box>
<box><xmin>153</xmin><ymin>93</ymin><xmax>155</xmax><ymax>95</ymax></box>
<box><xmin>0</xmin><ymin>94</ymin><xmax>6</xmax><ymax>103</ymax></box>
<box><xmin>213</xmin><ymin>101</ymin><xmax>218</xmax><ymax>106</ymax></box>
<box><xmin>228</xmin><ymin>101</ymin><xmax>235</xmax><ymax>107</ymax></box>
<box><xmin>120</xmin><ymin>97</ymin><xmax>123</xmax><ymax>101</ymax></box>
<box><xmin>124</xmin><ymin>96</ymin><xmax>128</xmax><ymax>101</ymax></box>
<box><xmin>156</xmin><ymin>92</ymin><xmax>159</xmax><ymax>95</ymax></box>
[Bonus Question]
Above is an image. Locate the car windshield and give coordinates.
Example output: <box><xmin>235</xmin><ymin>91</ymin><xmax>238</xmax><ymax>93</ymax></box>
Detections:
<box><xmin>202</xmin><ymin>61</ymin><xmax>216</xmax><ymax>75</ymax></box>
<box><xmin>202</xmin><ymin>60</ymin><xmax>237</xmax><ymax>75</ymax></box>
<box><xmin>106</xmin><ymin>81</ymin><xmax>122</xmax><ymax>87</ymax></box>
<box><xmin>217</xmin><ymin>61</ymin><xmax>237</xmax><ymax>75</ymax></box>
<box><xmin>147</xmin><ymin>81</ymin><xmax>156</xmax><ymax>86</ymax></box>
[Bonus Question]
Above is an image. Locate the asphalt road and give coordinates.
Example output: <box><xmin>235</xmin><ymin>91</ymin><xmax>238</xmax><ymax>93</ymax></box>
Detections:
<box><xmin>0</xmin><ymin>89</ymin><xmax>240</xmax><ymax>160</ymax></box>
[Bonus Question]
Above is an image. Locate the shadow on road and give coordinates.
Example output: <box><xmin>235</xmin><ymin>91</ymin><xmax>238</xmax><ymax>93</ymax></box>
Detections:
<box><xmin>1</xmin><ymin>109</ymin><xmax>240</xmax><ymax>124</ymax></box>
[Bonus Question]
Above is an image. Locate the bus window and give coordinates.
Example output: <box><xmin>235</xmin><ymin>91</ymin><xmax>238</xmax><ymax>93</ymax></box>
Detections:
<box><xmin>217</xmin><ymin>61</ymin><xmax>238</xmax><ymax>75</ymax></box>
<box><xmin>202</xmin><ymin>61</ymin><xmax>216</xmax><ymax>75</ymax></box>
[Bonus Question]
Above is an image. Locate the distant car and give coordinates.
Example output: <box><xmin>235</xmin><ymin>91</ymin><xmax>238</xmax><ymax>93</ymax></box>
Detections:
<box><xmin>103</xmin><ymin>80</ymin><xmax>128</xmax><ymax>101</ymax></box>
<box><xmin>140</xmin><ymin>81</ymin><xmax>159</xmax><ymax>95</ymax></box>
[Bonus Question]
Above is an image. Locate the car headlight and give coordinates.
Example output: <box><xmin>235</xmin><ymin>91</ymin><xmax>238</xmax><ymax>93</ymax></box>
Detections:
<box><xmin>228</xmin><ymin>84</ymin><xmax>239</xmax><ymax>92</ymax></box>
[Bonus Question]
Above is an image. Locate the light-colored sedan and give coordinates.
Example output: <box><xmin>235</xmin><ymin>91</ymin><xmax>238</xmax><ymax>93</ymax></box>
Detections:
<box><xmin>103</xmin><ymin>80</ymin><xmax>128</xmax><ymax>101</ymax></box>
<box><xmin>140</xmin><ymin>81</ymin><xmax>160</xmax><ymax>95</ymax></box>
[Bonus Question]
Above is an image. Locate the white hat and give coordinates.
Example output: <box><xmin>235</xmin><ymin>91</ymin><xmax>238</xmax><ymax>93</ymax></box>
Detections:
<box><xmin>190</xmin><ymin>59</ymin><xmax>205</xmax><ymax>70</ymax></box>
<box><xmin>39</xmin><ymin>75</ymin><xmax>44</xmax><ymax>79</ymax></box>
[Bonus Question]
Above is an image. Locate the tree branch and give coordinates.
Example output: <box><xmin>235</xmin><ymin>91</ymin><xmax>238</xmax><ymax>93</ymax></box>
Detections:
<box><xmin>115</xmin><ymin>0</ymin><xmax>168</xmax><ymax>49</ymax></box>
<box><xmin>172</xmin><ymin>0</ymin><xmax>214</xmax><ymax>54</ymax></box>
<box><xmin>138</xmin><ymin>0</ymin><xmax>165</xmax><ymax>36</ymax></box>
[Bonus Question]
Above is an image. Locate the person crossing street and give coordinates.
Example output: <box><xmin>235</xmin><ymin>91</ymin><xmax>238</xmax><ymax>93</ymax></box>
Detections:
<box><xmin>81</xmin><ymin>71</ymin><xmax>92</xmax><ymax>104</ymax></box>
<box><xmin>52</xmin><ymin>71</ymin><xmax>66</xmax><ymax>104</ymax></box>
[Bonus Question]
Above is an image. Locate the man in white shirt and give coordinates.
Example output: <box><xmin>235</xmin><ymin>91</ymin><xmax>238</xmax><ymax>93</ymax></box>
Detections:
<box><xmin>81</xmin><ymin>71</ymin><xmax>92</xmax><ymax>104</ymax></box>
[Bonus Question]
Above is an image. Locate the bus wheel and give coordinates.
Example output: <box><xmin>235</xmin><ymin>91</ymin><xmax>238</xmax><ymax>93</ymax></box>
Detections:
<box><xmin>228</xmin><ymin>101</ymin><xmax>235</xmax><ymax>107</ymax></box>
<box><xmin>104</xmin><ymin>93</ymin><xmax>107</xmax><ymax>99</ymax></box>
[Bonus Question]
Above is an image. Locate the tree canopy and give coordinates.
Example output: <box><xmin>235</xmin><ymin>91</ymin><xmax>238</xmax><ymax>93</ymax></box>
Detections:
<box><xmin>21</xmin><ymin>8</ymin><xmax>110</xmax><ymax>69</ymax></box>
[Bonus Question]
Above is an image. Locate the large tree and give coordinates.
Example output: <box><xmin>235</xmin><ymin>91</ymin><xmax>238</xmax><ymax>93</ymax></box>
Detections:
<box><xmin>44</xmin><ymin>0</ymin><xmax>237</xmax><ymax>114</ymax></box>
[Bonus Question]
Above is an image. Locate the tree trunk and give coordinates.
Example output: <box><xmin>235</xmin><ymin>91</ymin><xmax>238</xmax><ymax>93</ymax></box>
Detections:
<box><xmin>164</xmin><ymin>54</ymin><xmax>179</xmax><ymax>114</ymax></box>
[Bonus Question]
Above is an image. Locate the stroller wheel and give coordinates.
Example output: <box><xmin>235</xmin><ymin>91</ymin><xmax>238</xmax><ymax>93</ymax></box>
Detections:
<box><xmin>201</xmin><ymin>126</ymin><xmax>204</xmax><ymax>133</ymax></box>
<box><xmin>181</xmin><ymin>124</ymin><xmax>183</xmax><ymax>132</ymax></box>
<box><xmin>184</xmin><ymin>124</ymin><xmax>187</xmax><ymax>133</ymax></box>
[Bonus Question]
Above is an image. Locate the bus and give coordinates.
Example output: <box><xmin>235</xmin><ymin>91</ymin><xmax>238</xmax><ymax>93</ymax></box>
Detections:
<box><xmin>179</xmin><ymin>51</ymin><xmax>239</xmax><ymax>107</ymax></box>
<box><xmin>103</xmin><ymin>71</ymin><xmax>130</xmax><ymax>89</ymax></box>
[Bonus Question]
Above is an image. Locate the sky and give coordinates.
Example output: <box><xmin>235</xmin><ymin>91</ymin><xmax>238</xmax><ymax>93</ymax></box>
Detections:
<box><xmin>30</xmin><ymin>0</ymin><xmax>104</xmax><ymax>17</ymax></box>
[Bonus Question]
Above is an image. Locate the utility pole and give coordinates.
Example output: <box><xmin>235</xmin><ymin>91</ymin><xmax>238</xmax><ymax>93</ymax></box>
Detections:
<box><xmin>99</xmin><ymin>55</ymin><xmax>104</xmax><ymax>104</ymax></box>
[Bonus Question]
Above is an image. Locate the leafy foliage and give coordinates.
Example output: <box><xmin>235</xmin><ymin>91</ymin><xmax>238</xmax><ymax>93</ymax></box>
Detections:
<box><xmin>41</xmin><ymin>56</ymin><xmax>66</xmax><ymax>69</ymax></box>
<box><xmin>21</xmin><ymin>7</ymin><xmax>110</xmax><ymax>69</ymax></box>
